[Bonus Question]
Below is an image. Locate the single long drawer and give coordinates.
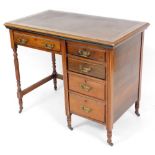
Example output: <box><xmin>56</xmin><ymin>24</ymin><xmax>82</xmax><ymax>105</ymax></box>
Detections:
<box><xmin>69</xmin><ymin>91</ymin><xmax>105</xmax><ymax>122</ymax></box>
<box><xmin>68</xmin><ymin>57</ymin><xmax>105</xmax><ymax>79</ymax></box>
<box><xmin>67</xmin><ymin>41</ymin><xmax>106</xmax><ymax>62</ymax></box>
<box><xmin>14</xmin><ymin>31</ymin><xmax>61</xmax><ymax>52</ymax></box>
<box><xmin>68</xmin><ymin>72</ymin><xmax>105</xmax><ymax>100</ymax></box>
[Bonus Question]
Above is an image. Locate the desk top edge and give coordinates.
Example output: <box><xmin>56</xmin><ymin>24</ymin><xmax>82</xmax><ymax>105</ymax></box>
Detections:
<box><xmin>4</xmin><ymin>10</ymin><xmax>150</xmax><ymax>47</ymax></box>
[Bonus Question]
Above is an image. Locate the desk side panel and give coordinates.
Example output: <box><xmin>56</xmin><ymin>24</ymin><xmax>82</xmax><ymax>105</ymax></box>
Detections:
<box><xmin>113</xmin><ymin>33</ymin><xmax>142</xmax><ymax>122</ymax></box>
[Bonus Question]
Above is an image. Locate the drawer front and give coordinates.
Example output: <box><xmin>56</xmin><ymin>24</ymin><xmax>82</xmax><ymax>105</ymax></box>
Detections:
<box><xmin>68</xmin><ymin>72</ymin><xmax>105</xmax><ymax>100</ymax></box>
<box><xmin>14</xmin><ymin>31</ymin><xmax>61</xmax><ymax>52</ymax></box>
<box><xmin>68</xmin><ymin>57</ymin><xmax>105</xmax><ymax>79</ymax></box>
<box><xmin>69</xmin><ymin>92</ymin><xmax>105</xmax><ymax>122</ymax></box>
<box><xmin>67</xmin><ymin>41</ymin><xmax>106</xmax><ymax>62</ymax></box>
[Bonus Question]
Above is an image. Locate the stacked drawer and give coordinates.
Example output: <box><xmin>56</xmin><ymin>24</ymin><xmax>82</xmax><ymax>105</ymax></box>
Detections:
<box><xmin>67</xmin><ymin>41</ymin><xmax>106</xmax><ymax>123</ymax></box>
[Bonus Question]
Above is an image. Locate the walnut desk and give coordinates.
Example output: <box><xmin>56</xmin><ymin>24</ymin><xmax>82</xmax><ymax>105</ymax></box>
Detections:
<box><xmin>5</xmin><ymin>10</ymin><xmax>149</xmax><ymax>145</ymax></box>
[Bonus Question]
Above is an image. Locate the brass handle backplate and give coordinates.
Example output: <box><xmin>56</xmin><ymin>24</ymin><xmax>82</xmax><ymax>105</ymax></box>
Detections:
<box><xmin>18</xmin><ymin>38</ymin><xmax>28</xmax><ymax>45</ymax></box>
<box><xmin>44</xmin><ymin>43</ymin><xmax>55</xmax><ymax>50</ymax></box>
<box><xmin>80</xmin><ymin>83</ymin><xmax>92</xmax><ymax>92</ymax></box>
<box><xmin>79</xmin><ymin>64</ymin><xmax>92</xmax><ymax>73</ymax></box>
<box><xmin>78</xmin><ymin>49</ymin><xmax>91</xmax><ymax>57</ymax></box>
<box><xmin>80</xmin><ymin>105</ymin><xmax>92</xmax><ymax>113</ymax></box>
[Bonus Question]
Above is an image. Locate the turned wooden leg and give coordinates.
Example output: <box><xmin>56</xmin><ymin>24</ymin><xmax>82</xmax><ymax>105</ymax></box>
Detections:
<box><xmin>13</xmin><ymin>46</ymin><xmax>23</xmax><ymax>113</ymax></box>
<box><xmin>107</xmin><ymin>130</ymin><xmax>113</xmax><ymax>146</ymax></box>
<box><xmin>18</xmin><ymin>97</ymin><xmax>23</xmax><ymax>113</ymax></box>
<box><xmin>135</xmin><ymin>101</ymin><xmax>140</xmax><ymax>116</ymax></box>
<box><xmin>67</xmin><ymin>115</ymin><xmax>73</xmax><ymax>130</ymax></box>
<box><xmin>52</xmin><ymin>52</ymin><xmax>57</xmax><ymax>90</ymax></box>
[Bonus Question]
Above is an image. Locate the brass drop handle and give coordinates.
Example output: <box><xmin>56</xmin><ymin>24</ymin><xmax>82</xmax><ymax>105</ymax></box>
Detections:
<box><xmin>44</xmin><ymin>43</ymin><xmax>55</xmax><ymax>50</ymax></box>
<box><xmin>80</xmin><ymin>105</ymin><xmax>92</xmax><ymax>113</ymax></box>
<box><xmin>18</xmin><ymin>38</ymin><xmax>28</xmax><ymax>45</ymax></box>
<box><xmin>79</xmin><ymin>65</ymin><xmax>92</xmax><ymax>73</ymax></box>
<box><xmin>80</xmin><ymin>83</ymin><xmax>92</xmax><ymax>92</ymax></box>
<box><xmin>78</xmin><ymin>49</ymin><xmax>91</xmax><ymax>57</ymax></box>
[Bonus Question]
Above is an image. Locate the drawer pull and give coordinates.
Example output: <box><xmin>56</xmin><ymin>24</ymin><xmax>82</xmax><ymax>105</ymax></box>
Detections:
<box><xmin>80</xmin><ymin>83</ymin><xmax>92</xmax><ymax>92</ymax></box>
<box><xmin>78</xmin><ymin>49</ymin><xmax>90</xmax><ymax>57</ymax></box>
<box><xmin>18</xmin><ymin>38</ymin><xmax>28</xmax><ymax>45</ymax></box>
<box><xmin>80</xmin><ymin>105</ymin><xmax>92</xmax><ymax>113</ymax></box>
<box><xmin>79</xmin><ymin>65</ymin><xmax>92</xmax><ymax>73</ymax></box>
<box><xmin>44</xmin><ymin>43</ymin><xmax>54</xmax><ymax>50</ymax></box>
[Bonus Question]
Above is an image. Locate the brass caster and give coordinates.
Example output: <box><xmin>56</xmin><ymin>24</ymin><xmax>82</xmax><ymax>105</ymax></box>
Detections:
<box><xmin>19</xmin><ymin>107</ymin><xmax>23</xmax><ymax>113</ymax></box>
<box><xmin>135</xmin><ymin>111</ymin><xmax>140</xmax><ymax>117</ymax></box>
<box><xmin>107</xmin><ymin>140</ymin><xmax>114</xmax><ymax>146</ymax></box>
<box><xmin>68</xmin><ymin>126</ymin><xmax>73</xmax><ymax>131</ymax></box>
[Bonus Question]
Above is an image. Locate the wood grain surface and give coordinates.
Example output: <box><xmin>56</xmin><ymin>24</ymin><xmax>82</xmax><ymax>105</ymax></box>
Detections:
<box><xmin>5</xmin><ymin>10</ymin><xmax>149</xmax><ymax>46</ymax></box>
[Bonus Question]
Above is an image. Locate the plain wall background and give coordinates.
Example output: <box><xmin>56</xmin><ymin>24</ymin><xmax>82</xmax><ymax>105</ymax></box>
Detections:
<box><xmin>0</xmin><ymin>0</ymin><xmax>154</xmax><ymax>154</ymax></box>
